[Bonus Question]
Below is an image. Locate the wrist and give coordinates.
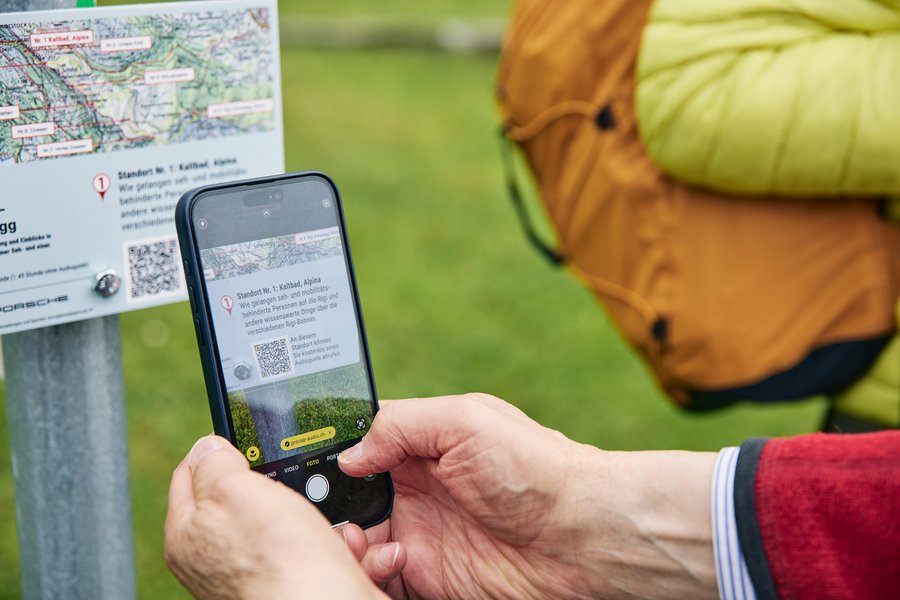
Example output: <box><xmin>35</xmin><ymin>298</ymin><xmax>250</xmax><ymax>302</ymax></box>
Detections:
<box><xmin>560</xmin><ymin>446</ymin><xmax>719</xmax><ymax>600</ymax></box>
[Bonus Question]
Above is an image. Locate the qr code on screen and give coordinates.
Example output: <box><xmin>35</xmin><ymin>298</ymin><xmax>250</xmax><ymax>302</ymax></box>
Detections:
<box><xmin>253</xmin><ymin>337</ymin><xmax>294</xmax><ymax>380</ymax></box>
<box><xmin>124</xmin><ymin>236</ymin><xmax>184</xmax><ymax>302</ymax></box>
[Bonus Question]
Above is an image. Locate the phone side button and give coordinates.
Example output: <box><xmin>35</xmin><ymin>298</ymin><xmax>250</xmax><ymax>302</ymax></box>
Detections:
<box><xmin>193</xmin><ymin>318</ymin><xmax>205</xmax><ymax>347</ymax></box>
<box><xmin>188</xmin><ymin>285</ymin><xmax>198</xmax><ymax>313</ymax></box>
<box><xmin>183</xmin><ymin>259</ymin><xmax>191</xmax><ymax>276</ymax></box>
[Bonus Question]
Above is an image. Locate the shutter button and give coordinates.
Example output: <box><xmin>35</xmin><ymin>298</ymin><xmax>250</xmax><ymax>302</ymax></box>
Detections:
<box><xmin>305</xmin><ymin>474</ymin><xmax>329</xmax><ymax>503</ymax></box>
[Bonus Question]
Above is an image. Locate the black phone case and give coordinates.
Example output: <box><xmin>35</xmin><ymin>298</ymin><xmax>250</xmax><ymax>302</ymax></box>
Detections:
<box><xmin>174</xmin><ymin>171</ymin><xmax>392</xmax><ymax>529</ymax></box>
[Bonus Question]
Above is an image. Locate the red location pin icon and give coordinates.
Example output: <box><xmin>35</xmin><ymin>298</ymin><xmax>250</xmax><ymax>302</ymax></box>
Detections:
<box><xmin>221</xmin><ymin>295</ymin><xmax>234</xmax><ymax>315</ymax></box>
<box><xmin>92</xmin><ymin>173</ymin><xmax>111</xmax><ymax>200</ymax></box>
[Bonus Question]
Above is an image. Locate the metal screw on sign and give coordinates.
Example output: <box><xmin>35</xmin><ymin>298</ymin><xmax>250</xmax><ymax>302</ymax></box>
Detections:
<box><xmin>93</xmin><ymin>269</ymin><xmax>122</xmax><ymax>297</ymax></box>
<box><xmin>234</xmin><ymin>361</ymin><xmax>252</xmax><ymax>380</ymax></box>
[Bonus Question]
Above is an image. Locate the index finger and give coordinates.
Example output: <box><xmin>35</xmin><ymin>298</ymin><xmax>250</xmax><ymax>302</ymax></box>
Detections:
<box><xmin>165</xmin><ymin>458</ymin><xmax>195</xmax><ymax>533</ymax></box>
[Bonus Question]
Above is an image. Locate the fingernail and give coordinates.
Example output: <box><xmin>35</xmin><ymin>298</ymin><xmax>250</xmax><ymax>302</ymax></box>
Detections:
<box><xmin>377</xmin><ymin>542</ymin><xmax>400</xmax><ymax>571</ymax></box>
<box><xmin>338</xmin><ymin>441</ymin><xmax>363</xmax><ymax>464</ymax></box>
<box><xmin>334</xmin><ymin>525</ymin><xmax>347</xmax><ymax>542</ymax></box>
<box><xmin>189</xmin><ymin>436</ymin><xmax>223</xmax><ymax>469</ymax></box>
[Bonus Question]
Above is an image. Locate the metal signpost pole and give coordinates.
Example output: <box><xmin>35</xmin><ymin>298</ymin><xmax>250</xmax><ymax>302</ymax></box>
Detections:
<box><xmin>1</xmin><ymin>3</ymin><xmax>137</xmax><ymax>600</ymax></box>
<box><xmin>4</xmin><ymin>317</ymin><xmax>135</xmax><ymax>600</ymax></box>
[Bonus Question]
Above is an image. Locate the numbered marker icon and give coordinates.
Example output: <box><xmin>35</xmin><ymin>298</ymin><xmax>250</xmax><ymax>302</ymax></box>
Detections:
<box><xmin>221</xmin><ymin>295</ymin><xmax>234</xmax><ymax>315</ymax></box>
<box><xmin>92</xmin><ymin>173</ymin><xmax>111</xmax><ymax>200</ymax></box>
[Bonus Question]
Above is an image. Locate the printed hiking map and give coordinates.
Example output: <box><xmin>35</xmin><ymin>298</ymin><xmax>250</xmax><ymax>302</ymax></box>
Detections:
<box><xmin>0</xmin><ymin>4</ymin><xmax>276</xmax><ymax>164</ymax></box>
<box><xmin>0</xmin><ymin>1</ymin><xmax>284</xmax><ymax>335</ymax></box>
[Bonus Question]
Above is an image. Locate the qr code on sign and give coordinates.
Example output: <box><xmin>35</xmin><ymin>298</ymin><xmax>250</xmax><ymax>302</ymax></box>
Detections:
<box><xmin>253</xmin><ymin>337</ymin><xmax>294</xmax><ymax>380</ymax></box>
<box><xmin>124</xmin><ymin>236</ymin><xmax>184</xmax><ymax>302</ymax></box>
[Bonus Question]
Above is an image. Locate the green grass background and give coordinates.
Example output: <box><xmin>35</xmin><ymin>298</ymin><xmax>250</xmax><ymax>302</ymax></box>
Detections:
<box><xmin>0</xmin><ymin>1</ymin><xmax>825</xmax><ymax>598</ymax></box>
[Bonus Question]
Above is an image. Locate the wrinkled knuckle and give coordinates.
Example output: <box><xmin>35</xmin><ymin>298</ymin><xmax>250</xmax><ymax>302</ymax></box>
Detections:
<box><xmin>465</xmin><ymin>392</ymin><xmax>501</xmax><ymax>407</ymax></box>
<box><xmin>373</xmin><ymin>401</ymin><xmax>401</xmax><ymax>438</ymax></box>
<box><xmin>163</xmin><ymin>544</ymin><xmax>178</xmax><ymax>571</ymax></box>
<box><xmin>163</xmin><ymin>532</ymin><xmax>184</xmax><ymax>573</ymax></box>
<box><xmin>461</xmin><ymin>393</ymin><xmax>499</xmax><ymax>418</ymax></box>
<box><xmin>163</xmin><ymin>513</ymin><xmax>182</xmax><ymax>554</ymax></box>
<box><xmin>206</xmin><ymin>473</ymin><xmax>238</xmax><ymax>501</ymax></box>
<box><xmin>376</xmin><ymin>399</ymin><xmax>396</xmax><ymax>422</ymax></box>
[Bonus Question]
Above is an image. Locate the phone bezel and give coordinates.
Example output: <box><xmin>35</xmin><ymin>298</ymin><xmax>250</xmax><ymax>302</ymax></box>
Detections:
<box><xmin>175</xmin><ymin>171</ymin><xmax>393</xmax><ymax>529</ymax></box>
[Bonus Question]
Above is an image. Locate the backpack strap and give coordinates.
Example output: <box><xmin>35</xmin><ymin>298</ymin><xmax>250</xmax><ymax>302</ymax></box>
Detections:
<box><xmin>498</xmin><ymin>100</ymin><xmax>607</xmax><ymax>266</ymax></box>
<box><xmin>498</xmin><ymin>126</ymin><xmax>565</xmax><ymax>265</ymax></box>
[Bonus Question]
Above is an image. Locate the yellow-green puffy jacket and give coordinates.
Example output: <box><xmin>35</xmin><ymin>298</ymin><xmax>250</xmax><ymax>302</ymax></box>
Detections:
<box><xmin>636</xmin><ymin>0</ymin><xmax>900</xmax><ymax>196</ymax></box>
<box><xmin>833</xmin><ymin>303</ymin><xmax>899</xmax><ymax>427</ymax></box>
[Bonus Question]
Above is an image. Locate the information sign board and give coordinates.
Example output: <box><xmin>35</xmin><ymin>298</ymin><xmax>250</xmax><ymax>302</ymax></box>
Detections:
<box><xmin>0</xmin><ymin>0</ymin><xmax>284</xmax><ymax>334</ymax></box>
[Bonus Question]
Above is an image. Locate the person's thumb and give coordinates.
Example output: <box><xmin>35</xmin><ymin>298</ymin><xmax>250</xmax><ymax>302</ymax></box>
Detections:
<box><xmin>187</xmin><ymin>435</ymin><xmax>250</xmax><ymax>501</ymax></box>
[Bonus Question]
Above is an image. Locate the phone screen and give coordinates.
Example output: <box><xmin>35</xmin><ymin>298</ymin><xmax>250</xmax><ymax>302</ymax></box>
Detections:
<box><xmin>189</xmin><ymin>174</ymin><xmax>390</xmax><ymax>525</ymax></box>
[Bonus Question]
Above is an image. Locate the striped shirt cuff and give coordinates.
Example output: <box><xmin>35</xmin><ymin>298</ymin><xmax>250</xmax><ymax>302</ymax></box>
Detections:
<box><xmin>712</xmin><ymin>447</ymin><xmax>757</xmax><ymax>600</ymax></box>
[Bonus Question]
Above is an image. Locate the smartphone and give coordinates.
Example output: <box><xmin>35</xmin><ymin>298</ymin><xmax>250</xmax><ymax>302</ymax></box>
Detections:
<box><xmin>175</xmin><ymin>171</ymin><xmax>392</xmax><ymax>528</ymax></box>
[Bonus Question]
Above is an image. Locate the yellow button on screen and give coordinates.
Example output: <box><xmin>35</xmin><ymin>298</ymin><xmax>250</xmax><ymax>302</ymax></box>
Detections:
<box><xmin>246</xmin><ymin>446</ymin><xmax>260</xmax><ymax>461</ymax></box>
<box><xmin>281</xmin><ymin>427</ymin><xmax>336</xmax><ymax>451</ymax></box>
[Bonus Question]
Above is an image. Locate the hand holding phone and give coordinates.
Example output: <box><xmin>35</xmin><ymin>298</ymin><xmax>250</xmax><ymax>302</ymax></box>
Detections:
<box><xmin>175</xmin><ymin>172</ymin><xmax>392</xmax><ymax>528</ymax></box>
<box><xmin>165</xmin><ymin>434</ymin><xmax>404</xmax><ymax>598</ymax></box>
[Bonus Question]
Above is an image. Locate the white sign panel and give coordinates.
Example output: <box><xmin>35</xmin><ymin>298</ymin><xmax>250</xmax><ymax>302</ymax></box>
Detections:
<box><xmin>0</xmin><ymin>0</ymin><xmax>284</xmax><ymax>334</ymax></box>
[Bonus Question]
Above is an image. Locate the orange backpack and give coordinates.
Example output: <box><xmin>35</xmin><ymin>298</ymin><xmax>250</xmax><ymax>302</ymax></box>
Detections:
<box><xmin>496</xmin><ymin>0</ymin><xmax>900</xmax><ymax>407</ymax></box>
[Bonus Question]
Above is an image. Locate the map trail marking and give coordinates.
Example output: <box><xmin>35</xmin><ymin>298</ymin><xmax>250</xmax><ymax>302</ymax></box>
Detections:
<box><xmin>92</xmin><ymin>173</ymin><xmax>110</xmax><ymax>199</ymax></box>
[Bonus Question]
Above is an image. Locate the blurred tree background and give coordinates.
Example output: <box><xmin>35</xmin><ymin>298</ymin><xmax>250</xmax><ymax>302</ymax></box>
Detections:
<box><xmin>0</xmin><ymin>1</ymin><xmax>826</xmax><ymax>597</ymax></box>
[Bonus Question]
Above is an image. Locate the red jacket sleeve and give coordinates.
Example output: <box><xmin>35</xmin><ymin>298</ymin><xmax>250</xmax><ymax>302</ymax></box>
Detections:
<box><xmin>734</xmin><ymin>432</ymin><xmax>900</xmax><ymax>600</ymax></box>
